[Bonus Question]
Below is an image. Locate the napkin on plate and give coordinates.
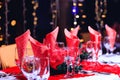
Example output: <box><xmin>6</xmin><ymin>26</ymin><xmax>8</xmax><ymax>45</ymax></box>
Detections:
<box><xmin>15</xmin><ymin>29</ymin><xmax>31</xmax><ymax>65</ymax></box>
<box><xmin>64</xmin><ymin>28</ymin><xmax>80</xmax><ymax>47</ymax></box>
<box><xmin>70</xmin><ymin>25</ymin><xmax>80</xmax><ymax>36</ymax></box>
<box><xmin>105</xmin><ymin>24</ymin><xmax>117</xmax><ymax>49</ymax></box>
<box><xmin>43</xmin><ymin>26</ymin><xmax>59</xmax><ymax>49</ymax></box>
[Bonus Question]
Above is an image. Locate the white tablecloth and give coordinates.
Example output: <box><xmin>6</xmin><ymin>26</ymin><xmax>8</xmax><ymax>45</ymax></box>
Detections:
<box><xmin>98</xmin><ymin>54</ymin><xmax>120</xmax><ymax>66</ymax></box>
<box><xmin>62</xmin><ymin>74</ymin><xmax>120</xmax><ymax>80</ymax></box>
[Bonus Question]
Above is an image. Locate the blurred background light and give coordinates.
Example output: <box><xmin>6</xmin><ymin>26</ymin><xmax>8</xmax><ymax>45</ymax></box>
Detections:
<box><xmin>11</xmin><ymin>20</ymin><xmax>16</xmax><ymax>26</ymax></box>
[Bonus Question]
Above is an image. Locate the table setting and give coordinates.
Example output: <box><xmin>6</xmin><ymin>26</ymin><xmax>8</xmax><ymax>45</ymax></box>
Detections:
<box><xmin>0</xmin><ymin>25</ymin><xmax>120</xmax><ymax>80</ymax></box>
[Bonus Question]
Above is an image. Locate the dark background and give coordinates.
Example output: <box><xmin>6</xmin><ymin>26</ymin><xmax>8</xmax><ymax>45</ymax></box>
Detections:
<box><xmin>0</xmin><ymin>0</ymin><xmax>120</xmax><ymax>45</ymax></box>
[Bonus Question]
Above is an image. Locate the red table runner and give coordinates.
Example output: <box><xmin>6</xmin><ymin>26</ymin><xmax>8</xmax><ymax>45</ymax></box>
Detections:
<box><xmin>2</xmin><ymin>60</ymin><xmax>120</xmax><ymax>80</ymax></box>
<box><xmin>81</xmin><ymin>60</ymin><xmax>120</xmax><ymax>77</ymax></box>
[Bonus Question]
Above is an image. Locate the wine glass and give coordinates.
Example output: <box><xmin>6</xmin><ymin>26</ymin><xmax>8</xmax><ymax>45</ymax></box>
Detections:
<box><xmin>38</xmin><ymin>57</ymin><xmax>50</xmax><ymax>80</ymax></box>
<box><xmin>21</xmin><ymin>56</ymin><xmax>40</xmax><ymax>80</ymax></box>
<box><xmin>64</xmin><ymin>47</ymin><xmax>78</xmax><ymax>78</ymax></box>
<box><xmin>56</xmin><ymin>42</ymin><xmax>65</xmax><ymax>48</ymax></box>
<box><xmin>21</xmin><ymin>48</ymin><xmax>40</xmax><ymax>80</ymax></box>
<box><xmin>109</xmin><ymin>46</ymin><xmax>116</xmax><ymax>54</ymax></box>
<box><xmin>86</xmin><ymin>41</ymin><xmax>95</xmax><ymax>60</ymax></box>
<box><xmin>103</xmin><ymin>36</ymin><xmax>110</xmax><ymax>55</ymax></box>
<box><xmin>15</xmin><ymin>47</ymin><xmax>20</xmax><ymax>67</ymax></box>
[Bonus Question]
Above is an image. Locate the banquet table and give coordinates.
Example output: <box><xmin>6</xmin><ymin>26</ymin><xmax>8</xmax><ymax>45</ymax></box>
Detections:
<box><xmin>1</xmin><ymin>54</ymin><xmax>120</xmax><ymax>80</ymax></box>
<box><xmin>0</xmin><ymin>66</ymin><xmax>120</xmax><ymax>80</ymax></box>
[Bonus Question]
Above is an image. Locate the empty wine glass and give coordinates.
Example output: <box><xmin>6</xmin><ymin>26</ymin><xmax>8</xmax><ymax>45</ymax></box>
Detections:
<box><xmin>21</xmin><ymin>56</ymin><xmax>40</xmax><ymax>80</ymax></box>
<box><xmin>21</xmin><ymin>48</ymin><xmax>40</xmax><ymax>80</ymax></box>
<box><xmin>103</xmin><ymin>36</ymin><xmax>110</xmax><ymax>55</ymax></box>
<box><xmin>56</xmin><ymin>42</ymin><xmax>65</xmax><ymax>48</ymax></box>
<box><xmin>38</xmin><ymin>57</ymin><xmax>50</xmax><ymax>80</ymax></box>
<box><xmin>15</xmin><ymin>47</ymin><xmax>20</xmax><ymax>67</ymax></box>
<box><xmin>109</xmin><ymin>46</ymin><xmax>116</xmax><ymax>54</ymax></box>
<box><xmin>86</xmin><ymin>41</ymin><xmax>95</xmax><ymax>60</ymax></box>
<box><xmin>64</xmin><ymin>47</ymin><xmax>78</xmax><ymax>78</ymax></box>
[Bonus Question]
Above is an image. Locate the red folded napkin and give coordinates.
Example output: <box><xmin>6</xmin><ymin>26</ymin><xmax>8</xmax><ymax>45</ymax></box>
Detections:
<box><xmin>30</xmin><ymin>36</ymin><xmax>66</xmax><ymax>77</ymax></box>
<box><xmin>43</xmin><ymin>27</ymin><xmax>59</xmax><ymax>49</ymax></box>
<box><xmin>2</xmin><ymin>66</ymin><xmax>27</xmax><ymax>80</ymax></box>
<box><xmin>29</xmin><ymin>36</ymin><xmax>50</xmax><ymax>76</ymax></box>
<box><xmin>50</xmin><ymin>48</ymin><xmax>65</xmax><ymax>69</ymax></box>
<box><xmin>88</xmin><ymin>26</ymin><xmax>101</xmax><ymax>50</ymax></box>
<box><xmin>105</xmin><ymin>24</ymin><xmax>117</xmax><ymax>49</ymax></box>
<box><xmin>29</xmin><ymin>36</ymin><xmax>49</xmax><ymax>58</ymax></box>
<box><xmin>64</xmin><ymin>28</ymin><xmax>80</xmax><ymax>47</ymax></box>
<box><xmin>88</xmin><ymin>26</ymin><xmax>101</xmax><ymax>60</ymax></box>
<box><xmin>81</xmin><ymin>60</ymin><xmax>120</xmax><ymax>76</ymax></box>
<box><xmin>2</xmin><ymin>66</ymin><xmax>21</xmax><ymax>74</ymax></box>
<box><xmin>15</xmin><ymin>30</ymin><xmax>30</xmax><ymax>65</ymax></box>
<box><xmin>70</xmin><ymin>25</ymin><xmax>80</xmax><ymax>36</ymax></box>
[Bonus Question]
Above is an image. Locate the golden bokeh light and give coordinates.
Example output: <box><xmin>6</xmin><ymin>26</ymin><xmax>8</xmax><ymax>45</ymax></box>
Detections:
<box><xmin>0</xmin><ymin>5</ymin><xmax>2</xmax><ymax>9</ymax></box>
<box><xmin>71</xmin><ymin>28</ymin><xmax>74</xmax><ymax>31</ymax></box>
<box><xmin>101</xmin><ymin>14</ymin><xmax>106</xmax><ymax>18</ymax></box>
<box><xmin>34</xmin><ymin>17</ymin><xmax>38</xmax><ymax>21</ymax></box>
<box><xmin>0</xmin><ymin>2</ymin><xmax>2</xmax><ymax>9</ymax></box>
<box><xmin>0</xmin><ymin>16</ymin><xmax>1</xmax><ymax>19</ymax></box>
<box><xmin>11</xmin><ymin>20</ymin><xmax>17</xmax><ymax>26</ymax></box>
<box><xmin>0</xmin><ymin>27</ymin><xmax>2</xmax><ymax>30</ymax></box>
<box><xmin>73</xmin><ymin>3</ymin><xmax>77</xmax><ymax>6</ymax></box>
<box><xmin>31</xmin><ymin>1</ymin><xmax>35</xmax><ymax>4</ymax></box>
<box><xmin>0</xmin><ymin>35</ymin><xmax>3</xmax><ymax>41</ymax></box>
<box><xmin>32</xmin><ymin>12</ymin><xmax>36</xmax><ymax>16</ymax></box>
<box><xmin>78</xmin><ymin>3</ymin><xmax>83</xmax><ymax>7</ymax></box>
<box><xmin>33</xmin><ymin>21</ymin><xmax>37</xmax><ymax>25</ymax></box>
<box><xmin>82</xmin><ymin>15</ymin><xmax>87</xmax><ymax>18</ymax></box>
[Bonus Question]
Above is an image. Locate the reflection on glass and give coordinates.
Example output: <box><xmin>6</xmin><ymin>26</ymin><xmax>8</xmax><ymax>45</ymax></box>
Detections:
<box><xmin>103</xmin><ymin>36</ymin><xmax>110</xmax><ymax>55</ymax></box>
<box><xmin>56</xmin><ymin>42</ymin><xmax>65</xmax><ymax>48</ymax></box>
<box><xmin>39</xmin><ymin>57</ymin><xmax>50</xmax><ymax>80</ymax></box>
<box><xmin>21</xmin><ymin>56</ymin><xmax>40</xmax><ymax>80</ymax></box>
<box><xmin>64</xmin><ymin>47</ymin><xmax>79</xmax><ymax>78</ymax></box>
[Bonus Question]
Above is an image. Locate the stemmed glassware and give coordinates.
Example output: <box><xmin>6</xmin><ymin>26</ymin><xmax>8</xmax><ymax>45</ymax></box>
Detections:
<box><xmin>21</xmin><ymin>56</ymin><xmax>40</xmax><ymax>80</ymax></box>
<box><xmin>38</xmin><ymin>57</ymin><xmax>50</xmax><ymax>80</ymax></box>
<box><xmin>103</xmin><ymin>36</ymin><xmax>116</xmax><ymax>55</ymax></box>
<box><xmin>20</xmin><ymin>48</ymin><xmax>40</xmax><ymax>80</ymax></box>
<box><xmin>56</xmin><ymin>42</ymin><xmax>65</xmax><ymax>49</ymax></box>
<box><xmin>109</xmin><ymin>44</ymin><xmax>116</xmax><ymax>55</ymax></box>
<box><xmin>64</xmin><ymin>47</ymin><xmax>79</xmax><ymax>78</ymax></box>
<box><xmin>86</xmin><ymin>41</ymin><xmax>95</xmax><ymax>60</ymax></box>
<box><xmin>103</xmin><ymin>36</ymin><xmax>110</xmax><ymax>55</ymax></box>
